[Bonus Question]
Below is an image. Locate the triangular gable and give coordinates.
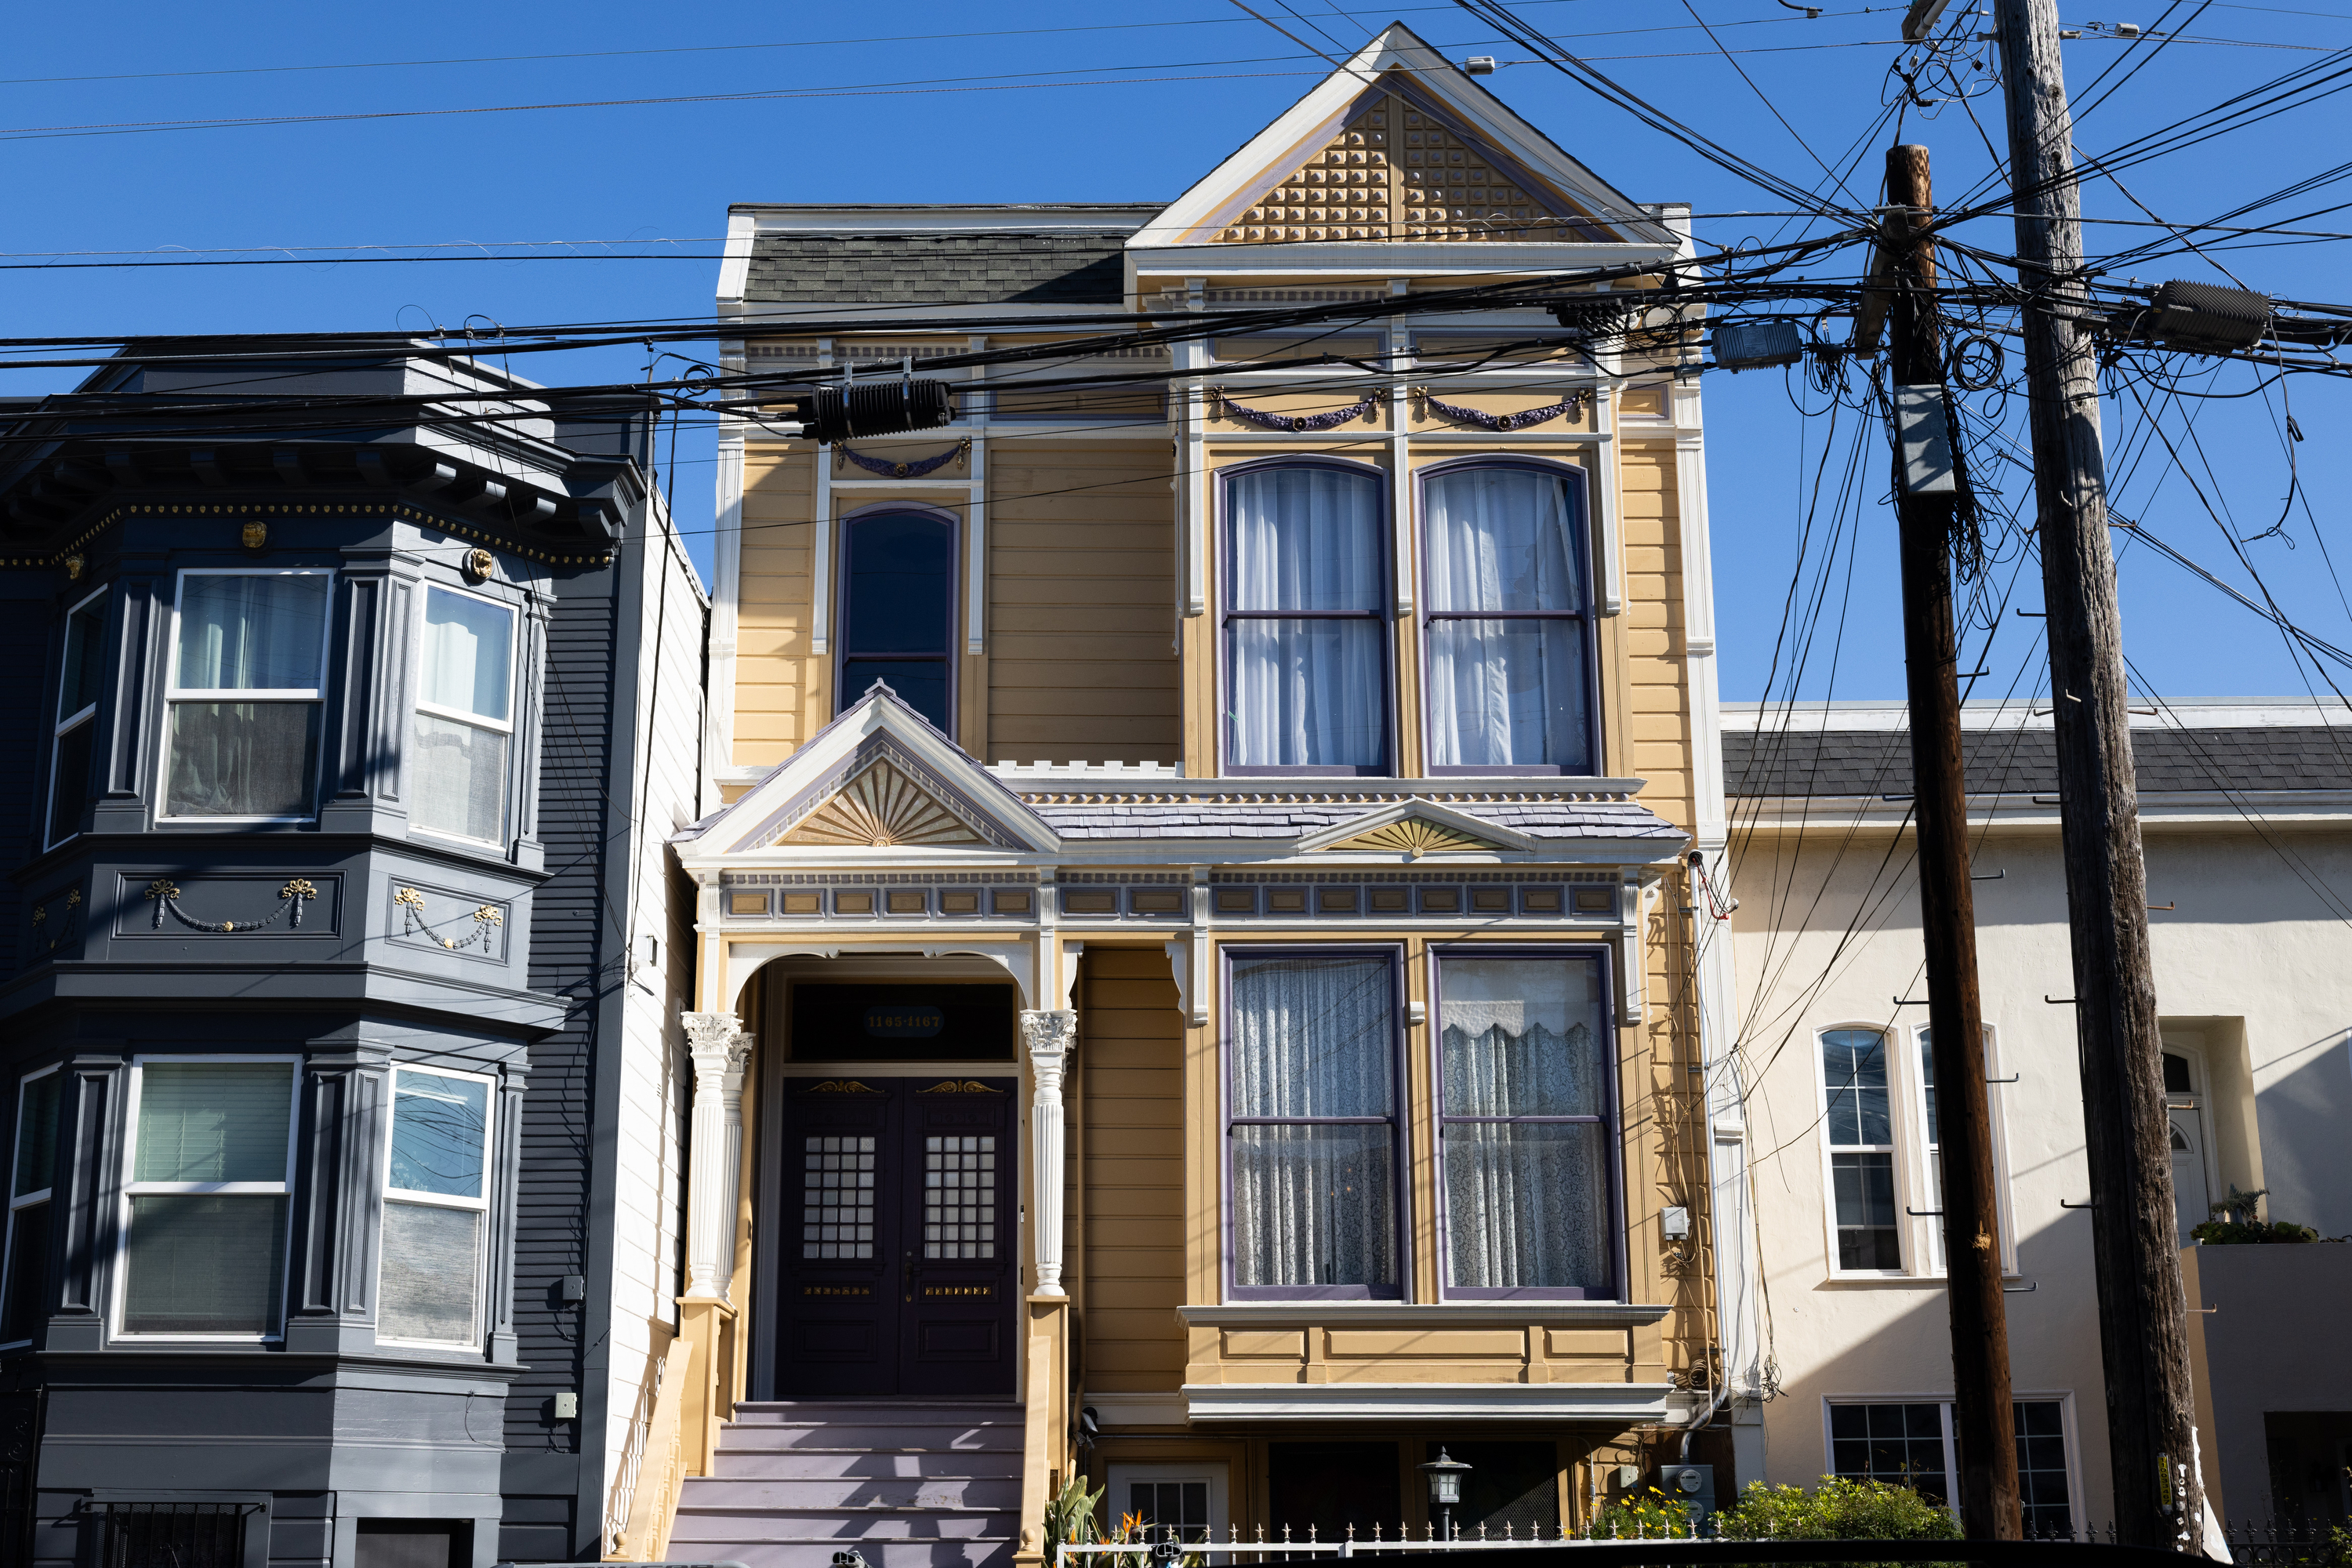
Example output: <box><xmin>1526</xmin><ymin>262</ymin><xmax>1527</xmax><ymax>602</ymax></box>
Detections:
<box><xmin>681</xmin><ymin>683</ymin><xmax>1060</xmax><ymax>858</ymax></box>
<box><xmin>1295</xmin><ymin>798</ymin><xmax>1537</xmax><ymax>856</ymax></box>
<box><xmin>1138</xmin><ymin>24</ymin><xmax>1669</xmax><ymax>249</ymax></box>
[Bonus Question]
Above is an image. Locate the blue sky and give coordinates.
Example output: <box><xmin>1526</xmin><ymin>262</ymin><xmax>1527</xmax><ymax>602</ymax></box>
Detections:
<box><xmin>5</xmin><ymin>0</ymin><xmax>2347</xmax><ymax>707</ymax></box>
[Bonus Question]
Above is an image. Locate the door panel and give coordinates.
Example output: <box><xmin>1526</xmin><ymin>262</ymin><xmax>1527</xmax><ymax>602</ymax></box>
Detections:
<box><xmin>779</xmin><ymin>1079</ymin><xmax>1015</xmax><ymax>1397</ymax></box>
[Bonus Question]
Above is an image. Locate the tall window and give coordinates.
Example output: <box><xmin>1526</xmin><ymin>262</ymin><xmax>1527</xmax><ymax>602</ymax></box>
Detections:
<box><xmin>839</xmin><ymin>512</ymin><xmax>953</xmax><ymax>734</ymax></box>
<box><xmin>1224</xmin><ymin>464</ymin><xmax>1387</xmax><ymax>773</ymax></box>
<box><xmin>1226</xmin><ymin>953</ymin><xmax>1399</xmax><ymax>1296</ymax></box>
<box><xmin>48</xmin><ymin>590</ymin><xmax>107</xmax><ymax>846</ymax></box>
<box><xmin>1828</xmin><ymin>1399</ymin><xmax>2074</xmax><ymax>1534</ymax></box>
<box><xmin>1423</xmin><ymin>464</ymin><xmax>1593</xmax><ymax>772</ymax></box>
<box><xmin>120</xmin><ymin>1059</ymin><xmax>296</xmax><ymax>1337</ymax></box>
<box><xmin>413</xmin><ymin>586</ymin><xmax>517</xmax><ymax>844</ymax></box>
<box><xmin>1</xmin><ymin>1070</ymin><xmax>60</xmax><ymax>1347</ymax></box>
<box><xmin>1823</xmin><ymin>1029</ymin><xmax>1900</xmax><ymax>1270</ymax></box>
<box><xmin>379</xmin><ymin>1066</ymin><xmax>492</xmax><ymax>1348</ymax></box>
<box><xmin>1436</xmin><ymin>952</ymin><xmax>1615</xmax><ymax>1298</ymax></box>
<box><xmin>1917</xmin><ymin>1028</ymin><xmax>1945</xmax><ymax>1273</ymax></box>
<box><xmin>164</xmin><ymin>571</ymin><xmax>331</xmax><ymax>819</ymax></box>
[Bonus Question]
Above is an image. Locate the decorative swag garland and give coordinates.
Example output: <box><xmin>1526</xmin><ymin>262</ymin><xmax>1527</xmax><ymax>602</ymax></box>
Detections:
<box><xmin>1212</xmin><ymin>387</ymin><xmax>1381</xmax><ymax>432</ymax></box>
<box><xmin>1414</xmin><ymin>387</ymin><xmax>1587</xmax><ymax>430</ymax></box>
<box><xmin>835</xmin><ymin>436</ymin><xmax>972</xmax><ymax>479</ymax></box>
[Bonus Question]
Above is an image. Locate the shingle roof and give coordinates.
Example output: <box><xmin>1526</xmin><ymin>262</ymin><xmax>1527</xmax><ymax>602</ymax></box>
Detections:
<box><xmin>1724</xmin><ymin>724</ymin><xmax>2352</xmax><ymax>797</ymax></box>
<box><xmin>1029</xmin><ymin>799</ymin><xmax>1686</xmax><ymax>843</ymax></box>
<box><xmin>743</xmin><ymin>234</ymin><xmax>1133</xmax><ymax>305</ymax></box>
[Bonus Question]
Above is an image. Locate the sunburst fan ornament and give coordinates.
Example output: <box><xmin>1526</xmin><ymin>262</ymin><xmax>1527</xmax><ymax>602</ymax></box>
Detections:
<box><xmin>779</xmin><ymin>762</ymin><xmax>984</xmax><ymax>848</ymax></box>
<box><xmin>1327</xmin><ymin>816</ymin><xmax>1500</xmax><ymax>856</ymax></box>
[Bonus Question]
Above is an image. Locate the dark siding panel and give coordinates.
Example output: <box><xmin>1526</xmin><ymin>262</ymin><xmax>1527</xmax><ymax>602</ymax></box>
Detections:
<box><xmin>502</xmin><ymin>575</ymin><xmax>622</xmax><ymax>1544</ymax></box>
<box><xmin>0</xmin><ymin>575</ymin><xmax>53</xmax><ymax>972</ymax></box>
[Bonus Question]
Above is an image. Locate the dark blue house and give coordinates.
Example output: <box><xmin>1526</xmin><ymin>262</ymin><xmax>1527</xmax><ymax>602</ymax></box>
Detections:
<box><xmin>0</xmin><ymin>344</ymin><xmax>706</xmax><ymax>1568</ymax></box>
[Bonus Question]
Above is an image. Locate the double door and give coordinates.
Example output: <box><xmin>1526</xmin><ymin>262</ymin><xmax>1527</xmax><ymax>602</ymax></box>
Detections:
<box><xmin>779</xmin><ymin>1077</ymin><xmax>1016</xmax><ymax>1397</ymax></box>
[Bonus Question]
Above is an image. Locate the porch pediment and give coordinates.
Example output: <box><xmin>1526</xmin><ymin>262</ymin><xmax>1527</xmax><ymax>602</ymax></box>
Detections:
<box><xmin>676</xmin><ymin>683</ymin><xmax>1060</xmax><ymax>859</ymax></box>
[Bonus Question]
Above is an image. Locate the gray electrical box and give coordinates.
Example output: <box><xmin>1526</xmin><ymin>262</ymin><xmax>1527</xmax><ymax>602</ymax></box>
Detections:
<box><xmin>1653</xmin><ymin>1464</ymin><xmax>1716</xmax><ymax>1528</ymax></box>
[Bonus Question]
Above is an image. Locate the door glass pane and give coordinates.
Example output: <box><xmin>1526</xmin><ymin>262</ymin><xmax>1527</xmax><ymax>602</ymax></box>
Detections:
<box><xmin>1227</xmin><ymin>467</ymin><xmax>1381</xmax><ymax>612</ymax></box>
<box><xmin>135</xmin><ymin>1063</ymin><xmax>292</xmax><ymax>1183</ymax></box>
<box><xmin>15</xmin><ymin>1076</ymin><xmax>60</xmax><ymax>1198</ymax></box>
<box><xmin>1229</xmin><ymin>957</ymin><xmax>1393</xmax><ymax>1119</ymax></box>
<box><xmin>379</xmin><ymin>1200</ymin><xmax>481</xmax><ymax>1344</ymax></box>
<box><xmin>1439</xmin><ymin>957</ymin><xmax>1604</xmax><ymax>1116</ymax></box>
<box><xmin>922</xmin><ymin>1134</ymin><xmax>996</xmax><ymax>1260</ymax></box>
<box><xmin>1231</xmin><ymin>1124</ymin><xmax>1395</xmax><ymax>1288</ymax></box>
<box><xmin>176</xmin><ymin>575</ymin><xmax>328</xmax><ymax>691</ymax></box>
<box><xmin>420</xmin><ymin>587</ymin><xmax>514</xmax><ymax>722</ymax></box>
<box><xmin>165</xmin><ymin>702</ymin><xmax>321</xmax><ymax>818</ymax></box>
<box><xmin>121</xmin><ymin>1194</ymin><xmax>287</xmax><ymax>1333</ymax></box>
<box><xmin>1425</xmin><ymin>467</ymin><xmax>1583</xmax><ymax>613</ymax></box>
<box><xmin>803</xmin><ymin>1135</ymin><xmax>876</xmax><ymax>1260</ymax></box>
<box><xmin>389</xmin><ymin>1072</ymin><xmax>489</xmax><ymax>1200</ymax></box>
<box><xmin>1226</xmin><ymin>619</ymin><xmax>1384</xmax><ymax>768</ymax></box>
<box><xmin>411</xmin><ymin>711</ymin><xmax>510</xmax><ymax>842</ymax></box>
<box><xmin>1427</xmin><ymin>619</ymin><xmax>1588</xmax><ymax>769</ymax></box>
<box><xmin>1444</xmin><ymin>1122</ymin><xmax>1608</xmax><ymax>1289</ymax></box>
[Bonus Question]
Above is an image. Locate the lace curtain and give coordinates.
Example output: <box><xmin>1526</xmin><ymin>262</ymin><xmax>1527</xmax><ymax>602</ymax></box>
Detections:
<box><xmin>1229</xmin><ymin>954</ymin><xmax>1397</xmax><ymax>1290</ymax></box>
<box><xmin>1424</xmin><ymin>467</ymin><xmax>1590</xmax><ymax>769</ymax></box>
<box><xmin>1225</xmin><ymin>466</ymin><xmax>1385</xmax><ymax>768</ymax></box>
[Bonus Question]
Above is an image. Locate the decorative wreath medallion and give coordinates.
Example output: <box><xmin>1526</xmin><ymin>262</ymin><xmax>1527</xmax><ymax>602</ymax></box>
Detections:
<box><xmin>837</xmin><ymin>437</ymin><xmax>971</xmax><ymax>480</ymax></box>
<box><xmin>1212</xmin><ymin>388</ymin><xmax>1381</xmax><ymax>432</ymax></box>
<box><xmin>1414</xmin><ymin>387</ymin><xmax>1587</xmax><ymax>431</ymax></box>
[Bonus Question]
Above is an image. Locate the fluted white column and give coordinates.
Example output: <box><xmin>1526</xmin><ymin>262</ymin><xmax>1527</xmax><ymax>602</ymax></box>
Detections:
<box><xmin>681</xmin><ymin>1011</ymin><xmax>752</xmax><ymax>1304</ymax></box>
<box><xmin>1020</xmin><ymin>1008</ymin><xmax>1078</xmax><ymax>1298</ymax></box>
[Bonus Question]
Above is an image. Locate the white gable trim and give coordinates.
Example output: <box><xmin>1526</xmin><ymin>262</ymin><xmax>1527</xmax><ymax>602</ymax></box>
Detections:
<box><xmin>1134</xmin><ymin>24</ymin><xmax>1669</xmax><ymax>252</ymax></box>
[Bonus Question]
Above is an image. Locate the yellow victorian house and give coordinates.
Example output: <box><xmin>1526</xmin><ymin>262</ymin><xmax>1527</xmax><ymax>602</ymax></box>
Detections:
<box><xmin>605</xmin><ymin>24</ymin><xmax>1755</xmax><ymax>1568</ymax></box>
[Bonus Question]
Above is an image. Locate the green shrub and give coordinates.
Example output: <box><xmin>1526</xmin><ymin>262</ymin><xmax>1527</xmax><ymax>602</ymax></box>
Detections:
<box><xmin>2191</xmin><ymin>1217</ymin><xmax>2321</xmax><ymax>1244</ymax></box>
<box><xmin>1714</xmin><ymin>1475</ymin><xmax>1962</xmax><ymax>1540</ymax></box>
<box><xmin>1592</xmin><ymin>1486</ymin><xmax>1700</xmax><ymax>1539</ymax></box>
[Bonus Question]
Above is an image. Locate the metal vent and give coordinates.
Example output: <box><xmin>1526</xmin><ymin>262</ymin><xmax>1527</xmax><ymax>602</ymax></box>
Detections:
<box><xmin>1712</xmin><ymin>320</ymin><xmax>1806</xmax><ymax>371</ymax></box>
<box><xmin>2149</xmin><ymin>279</ymin><xmax>2271</xmax><ymax>350</ymax></box>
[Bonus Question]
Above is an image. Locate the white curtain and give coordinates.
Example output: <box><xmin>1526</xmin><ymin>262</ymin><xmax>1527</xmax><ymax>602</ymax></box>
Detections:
<box><xmin>420</xmin><ymin>588</ymin><xmax>514</xmax><ymax>721</ymax></box>
<box><xmin>1227</xmin><ymin>466</ymin><xmax>1384</xmax><ymax>768</ymax></box>
<box><xmin>1438</xmin><ymin>956</ymin><xmax>1609</xmax><ymax>1290</ymax></box>
<box><xmin>176</xmin><ymin>574</ymin><xmax>328</xmax><ymax>691</ymax></box>
<box><xmin>1424</xmin><ymin>467</ymin><xmax>1590</xmax><ymax>769</ymax></box>
<box><xmin>1229</xmin><ymin>956</ymin><xmax>1396</xmax><ymax>1288</ymax></box>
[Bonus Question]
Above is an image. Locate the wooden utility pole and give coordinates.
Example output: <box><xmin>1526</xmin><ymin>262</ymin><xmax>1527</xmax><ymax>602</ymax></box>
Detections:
<box><xmin>1990</xmin><ymin>1</ymin><xmax>2205</xmax><ymax>1548</ymax></box>
<box><xmin>1882</xmin><ymin>143</ymin><xmax>2023</xmax><ymax>1543</ymax></box>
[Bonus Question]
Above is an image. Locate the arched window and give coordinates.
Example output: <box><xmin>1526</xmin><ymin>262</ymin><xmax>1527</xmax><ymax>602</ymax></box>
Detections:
<box><xmin>838</xmin><ymin>511</ymin><xmax>954</xmax><ymax>734</ymax></box>
<box><xmin>1421</xmin><ymin>461</ymin><xmax>1595</xmax><ymax>774</ymax></box>
<box><xmin>1221</xmin><ymin>462</ymin><xmax>1389</xmax><ymax>775</ymax></box>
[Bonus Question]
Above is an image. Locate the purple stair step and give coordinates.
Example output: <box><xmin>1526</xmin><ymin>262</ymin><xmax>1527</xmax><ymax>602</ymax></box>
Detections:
<box><xmin>675</xmin><ymin>1478</ymin><xmax>1022</xmax><ymax>1511</ymax></box>
<box><xmin>713</xmin><ymin>1452</ymin><xmax>1015</xmax><ymax>1482</ymax></box>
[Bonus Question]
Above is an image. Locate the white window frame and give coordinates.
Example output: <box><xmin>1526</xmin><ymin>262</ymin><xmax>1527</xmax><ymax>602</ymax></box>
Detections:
<box><xmin>112</xmin><ymin>1054</ymin><xmax>300</xmax><ymax>1344</ymax></box>
<box><xmin>0</xmin><ymin>1065</ymin><xmax>62</xmax><ymax>1351</ymax></box>
<box><xmin>1104</xmin><ymin>1462</ymin><xmax>1230</xmax><ymax>1544</ymax></box>
<box><xmin>1820</xmin><ymin>1392</ymin><xmax>2083</xmax><ymax>1531</ymax></box>
<box><xmin>156</xmin><ymin>568</ymin><xmax>336</xmax><ymax>825</ymax></box>
<box><xmin>408</xmin><ymin>581</ymin><xmax>521</xmax><ymax>849</ymax></box>
<box><xmin>375</xmin><ymin>1063</ymin><xmax>496</xmax><ymax>1350</ymax></box>
<box><xmin>1906</xmin><ymin>1024</ymin><xmax>2018</xmax><ymax>1278</ymax></box>
<box><xmin>46</xmin><ymin>585</ymin><xmax>107</xmax><ymax>848</ymax></box>
<box><xmin>1815</xmin><ymin>1024</ymin><xmax>1911</xmax><ymax>1279</ymax></box>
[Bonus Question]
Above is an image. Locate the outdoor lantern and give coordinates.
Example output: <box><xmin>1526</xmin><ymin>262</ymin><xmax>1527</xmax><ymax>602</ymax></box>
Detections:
<box><xmin>1419</xmin><ymin>1449</ymin><xmax>1472</xmax><ymax>1541</ymax></box>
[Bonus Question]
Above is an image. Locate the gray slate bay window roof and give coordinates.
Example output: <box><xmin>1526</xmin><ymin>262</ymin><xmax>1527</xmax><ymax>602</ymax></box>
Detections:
<box><xmin>1726</xmin><ymin>720</ymin><xmax>2352</xmax><ymax>798</ymax></box>
<box><xmin>738</xmin><ymin>207</ymin><xmax>1166</xmax><ymax>306</ymax></box>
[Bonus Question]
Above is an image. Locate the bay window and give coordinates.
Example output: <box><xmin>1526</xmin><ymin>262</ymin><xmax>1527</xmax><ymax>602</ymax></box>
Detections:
<box><xmin>1</xmin><ymin>1069</ymin><xmax>59</xmax><ymax>1347</ymax></box>
<box><xmin>1225</xmin><ymin>952</ymin><xmax>1400</xmax><ymax>1296</ymax></box>
<box><xmin>48</xmin><ymin>589</ymin><xmax>106</xmax><ymax>846</ymax></box>
<box><xmin>378</xmin><ymin>1065</ymin><xmax>493</xmax><ymax>1348</ymax></box>
<box><xmin>163</xmin><ymin>571</ymin><xmax>331</xmax><ymax>820</ymax></box>
<box><xmin>1436</xmin><ymin>951</ymin><xmax>1615</xmax><ymax>1298</ymax></box>
<box><xmin>1822</xmin><ymin>1029</ymin><xmax>1902</xmax><ymax>1271</ymax></box>
<box><xmin>413</xmin><ymin>586</ymin><xmax>517</xmax><ymax>844</ymax></box>
<box><xmin>1223</xmin><ymin>463</ymin><xmax>1388</xmax><ymax>774</ymax></box>
<box><xmin>119</xmin><ymin>1058</ymin><xmax>296</xmax><ymax>1337</ymax></box>
<box><xmin>1423</xmin><ymin>463</ymin><xmax>1595</xmax><ymax>773</ymax></box>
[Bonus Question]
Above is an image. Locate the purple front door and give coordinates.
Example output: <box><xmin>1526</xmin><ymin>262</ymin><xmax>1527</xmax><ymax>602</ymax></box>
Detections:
<box><xmin>780</xmin><ymin>1078</ymin><xmax>1016</xmax><ymax>1397</ymax></box>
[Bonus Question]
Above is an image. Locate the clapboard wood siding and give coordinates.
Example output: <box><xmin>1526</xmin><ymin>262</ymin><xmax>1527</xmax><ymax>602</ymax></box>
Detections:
<box><xmin>987</xmin><ymin>442</ymin><xmax>1178</xmax><ymax>764</ymax></box>
<box><xmin>1080</xmin><ymin>948</ymin><xmax>1186</xmax><ymax>1391</ymax></box>
<box><xmin>735</xmin><ymin>448</ymin><xmax>823</xmax><ymax>769</ymax></box>
<box><xmin>0</xmin><ymin>572</ymin><xmax>49</xmax><ymax>972</ymax></box>
<box><xmin>1621</xmin><ymin>443</ymin><xmax>1691</xmax><ymax>830</ymax></box>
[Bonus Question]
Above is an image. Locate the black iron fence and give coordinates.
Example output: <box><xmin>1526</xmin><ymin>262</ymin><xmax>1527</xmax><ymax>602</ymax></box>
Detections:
<box><xmin>89</xmin><ymin>1501</ymin><xmax>259</xmax><ymax>1568</ymax></box>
